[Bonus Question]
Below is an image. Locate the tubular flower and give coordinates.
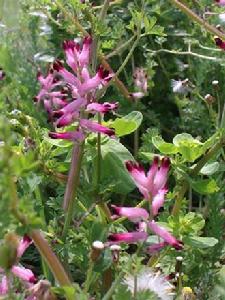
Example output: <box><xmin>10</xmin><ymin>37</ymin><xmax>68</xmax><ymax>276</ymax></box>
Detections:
<box><xmin>148</xmin><ymin>221</ymin><xmax>183</xmax><ymax>250</ymax></box>
<box><xmin>111</xmin><ymin>205</ymin><xmax>149</xmax><ymax>222</ymax></box>
<box><xmin>35</xmin><ymin>36</ymin><xmax>117</xmax><ymax>140</ymax></box>
<box><xmin>125</xmin><ymin>156</ymin><xmax>170</xmax><ymax>216</ymax></box>
<box><xmin>108</xmin><ymin>231</ymin><xmax>148</xmax><ymax>244</ymax></box>
<box><xmin>0</xmin><ymin>236</ymin><xmax>36</xmax><ymax>296</ymax></box>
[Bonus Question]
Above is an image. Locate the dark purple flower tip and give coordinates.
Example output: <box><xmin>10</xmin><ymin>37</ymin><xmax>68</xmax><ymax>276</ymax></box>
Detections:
<box><xmin>53</xmin><ymin>60</ymin><xmax>64</xmax><ymax>71</ymax></box>
<box><xmin>36</xmin><ymin>69</ymin><xmax>42</xmax><ymax>80</ymax></box>
<box><xmin>173</xmin><ymin>240</ymin><xmax>184</xmax><ymax>251</ymax></box>
<box><xmin>125</xmin><ymin>160</ymin><xmax>144</xmax><ymax>172</ymax></box>
<box><xmin>33</xmin><ymin>96</ymin><xmax>38</xmax><ymax>102</ymax></box>
<box><xmin>83</xmin><ymin>35</ymin><xmax>92</xmax><ymax>46</ymax></box>
<box><xmin>97</xmin><ymin>66</ymin><xmax>110</xmax><ymax>79</ymax></box>
<box><xmin>63</xmin><ymin>40</ymin><xmax>76</xmax><ymax>51</ymax></box>
<box><xmin>52</xmin><ymin>110</ymin><xmax>64</xmax><ymax>118</ymax></box>
<box><xmin>214</xmin><ymin>37</ymin><xmax>222</xmax><ymax>46</ymax></box>
<box><xmin>125</xmin><ymin>161</ymin><xmax>133</xmax><ymax>172</ymax></box>
<box><xmin>108</xmin><ymin>234</ymin><xmax>119</xmax><ymax>242</ymax></box>
<box><xmin>29</xmin><ymin>275</ymin><xmax>38</xmax><ymax>284</ymax></box>
<box><xmin>49</xmin><ymin>132</ymin><xmax>58</xmax><ymax>139</ymax></box>
<box><xmin>161</xmin><ymin>157</ymin><xmax>170</xmax><ymax>168</ymax></box>
<box><xmin>105</xmin><ymin>127</ymin><xmax>115</xmax><ymax>137</ymax></box>
<box><xmin>111</xmin><ymin>205</ymin><xmax>120</xmax><ymax>215</ymax></box>
<box><xmin>23</xmin><ymin>235</ymin><xmax>32</xmax><ymax>244</ymax></box>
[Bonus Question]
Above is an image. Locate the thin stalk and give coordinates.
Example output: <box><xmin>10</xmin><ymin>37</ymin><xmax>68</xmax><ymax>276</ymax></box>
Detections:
<box><xmin>169</xmin><ymin>0</ymin><xmax>225</xmax><ymax>41</ymax></box>
<box><xmin>102</xmin><ymin>271</ymin><xmax>124</xmax><ymax>300</ymax></box>
<box><xmin>30</xmin><ymin>230</ymin><xmax>71</xmax><ymax>286</ymax></box>
<box><xmin>8</xmin><ymin>177</ymin><xmax>72</xmax><ymax>287</ymax></box>
<box><xmin>61</xmin><ymin>143</ymin><xmax>84</xmax><ymax>240</ymax></box>
<box><xmin>172</xmin><ymin>138</ymin><xmax>224</xmax><ymax>215</ymax></box>
<box><xmin>106</xmin><ymin>36</ymin><xmax>136</xmax><ymax>59</ymax></box>
<box><xmin>63</xmin><ymin>142</ymin><xmax>84</xmax><ymax>211</ymax></box>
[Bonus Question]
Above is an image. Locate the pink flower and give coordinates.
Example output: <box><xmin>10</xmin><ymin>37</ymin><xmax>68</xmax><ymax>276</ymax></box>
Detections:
<box><xmin>49</xmin><ymin>130</ymin><xmax>85</xmax><ymax>141</ymax></box>
<box><xmin>108</xmin><ymin>231</ymin><xmax>148</xmax><ymax>244</ymax></box>
<box><xmin>63</xmin><ymin>36</ymin><xmax>92</xmax><ymax>71</ymax></box>
<box><xmin>111</xmin><ymin>205</ymin><xmax>149</xmax><ymax>222</ymax></box>
<box><xmin>148</xmin><ymin>221</ymin><xmax>183</xmax><ymax>250</ymax></box>
<box><xmin>0</xmin><ymin>236</ymin><xmax>36</xmax><ymax>296</ymax></box>
<box><xmin>125</xmin><ymin>157</ymin><xmax>170</xmax><ymax>215</ymax></box>
<box><xmin>80</xmin><ymin>119</ymin><xmax>115</xmax><ymax>136</ymax></box>
<box><xmin>86</xmin><ymin>102</ymin><xmax>118</xmax><ymax>114</ymax></box>
<box><xmin>214</xmin><ymin>36</ymin><xmax>225</xmax><ymax>50</ymax></box>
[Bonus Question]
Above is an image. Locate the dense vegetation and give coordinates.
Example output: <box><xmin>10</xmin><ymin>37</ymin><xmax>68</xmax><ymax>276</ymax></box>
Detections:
<box><xmin>1</xmin><ymin>0</ymin><xmax>225</xmax><ymax>299</ymax></box>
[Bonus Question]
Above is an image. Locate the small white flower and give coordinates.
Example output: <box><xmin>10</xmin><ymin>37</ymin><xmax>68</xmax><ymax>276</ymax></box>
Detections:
<box><xmin>124</xmin><ymin>268</ymin><xmax>175</xmax><ymax>300</ymax></box>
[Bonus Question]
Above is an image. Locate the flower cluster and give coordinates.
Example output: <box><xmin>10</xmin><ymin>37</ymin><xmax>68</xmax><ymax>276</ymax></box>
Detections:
<box><xmin>0</xmin><ymin>236</ymin><xmax>36</xmax><ymax>297</ymax></box>
<box><xmin>108</xmin><ymin>156</ymin><xmax>183</xmax><ymax>251</ymax></box>
<box><xmin>35</xmin><ymin>36</ymin><xmax>118</xmax><ymax>141</ymax></box>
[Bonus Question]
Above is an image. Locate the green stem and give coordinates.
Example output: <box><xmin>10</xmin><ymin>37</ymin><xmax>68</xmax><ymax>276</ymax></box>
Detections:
<box><xmin>62</xmin><ymin>142</ymin><xmax>84</xmax><ymax>238</ymax></box>
<box><xmin>172</xmin><ymin>138</ymin><xmax>224</xmax><ymax>215</ymax></box>
<box><xmin>63</xmin><ymin>143</ymin><xmax>84</xmax><ymax>211</ymax></box>
<box><xmin>169</xmin><ymin>0</ymin><xmax>225</xmax><ymax>40</ymax></box>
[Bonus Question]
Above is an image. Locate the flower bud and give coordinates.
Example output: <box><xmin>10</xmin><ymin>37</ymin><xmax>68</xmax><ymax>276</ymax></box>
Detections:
<box><xmin>110</xmin><ymin>244</ymin><xmax>121</xmax><ymax>263</ymax></box>
<box><xmin>90</xmin><ymin>241</ymin><xmax>104</xmax><ymax>262</ymax></box>
<box><xmin>212</xmin><ymin>80</ymin><xmax>219</xmax><ymax>88</ymax></box>
<box><xmin>204</xmin><ymin>94</ymin><xmax>215</xmax><ymax>105</ymax></box>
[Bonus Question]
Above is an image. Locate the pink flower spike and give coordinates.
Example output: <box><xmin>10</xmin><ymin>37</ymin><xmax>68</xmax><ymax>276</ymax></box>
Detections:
<box><xmin>108</xmin><ymin>231</ymin><xmax>148</xmax><ymax>244</ymax></box>
<box><xmin>17</xmin><ymin>235</ymin><xmax>32</xmax><ymax>258</ymax></box>
<box><xmin>12</xmin><ymin>266</ymin><xmax>37</xmax><ymax>283</ymax></box>
<box><xmin>215</xmin><ymin>36</ymin><xmax>225</xmax><ymax>50</ymax></box>
<box><xmin>80</xmin><ymin>119</ymin><xmax>115</xmax><ymax>136</ymax></box>
<box><xmin>111</xmin><ymin>205</ymin><xmax>149</xmax><ymax>222</ymax></box>
<box><xmin>146</xmin><ymin>242</ymin><xmax>168</xmax><ymax>254</ymax></box>
<box><xmin>49</xmin><ymin>130</ymin><xmax>85</xmax><ymax>141</ymax></box>
<box><xmin>148</xmin><ymin>221</ymin><xmax>183</xmax><ymax>250</ymax></box>
<box><xmin>0</xmin><ymin>276</ymin><xmax>8</xmax><ymax>295</ymax></box>
<box><xmin>79</xmin><ymin>36</ymin><xmax>92</xmax><ymax>68</ymax></box>
<box><xmin>86</xmin><ymin>102</ymin><xmax>118</xmax><ymax>114</ymax></box>
<box><xmin>151</xmin><ymin>189</ymin><xmax>167</xmax><ymax>216</ymax></box>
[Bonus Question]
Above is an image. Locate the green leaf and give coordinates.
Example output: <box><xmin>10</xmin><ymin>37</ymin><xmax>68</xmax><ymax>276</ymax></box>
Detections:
<box><xmin>184</xmin><ymin>236</ymin><xmax>218</xmax><ymax>249</ymax></box>
<box><xmin>152</xmin><ymin>135</ymin><xmax>178</xmax><ymax>154</ymax></box>
<box><xmin>111</xmin><ymin>111</ymin><xmax>143</xmax><ymax>137</ymax></box>
<box><xmin>173</xmin><ymin>133</ymin><xmax>203</xmax><ymax>162</ymax></box>
<box><xmin>191</xmin><ymin>179</ymin><xmax>219</xmax><ymax>194</ymax></box>
<box><xmin>101</xmin><ymin>139</ymin><xmax>135</xmax><ymax>194</ymax></box>
<box><xmin>200</xmin><ymin>162</ymin><xmax>219</xmax><ymax>175</ymax></box>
